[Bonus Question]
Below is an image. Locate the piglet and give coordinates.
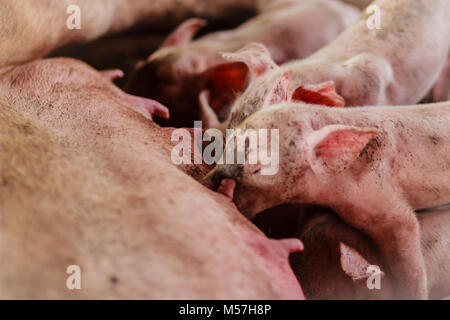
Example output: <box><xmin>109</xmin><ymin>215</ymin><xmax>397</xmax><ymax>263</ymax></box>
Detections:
<box><xmin>206</xmin><ymin>98</ymin><xmax>450</xmax><ymax>299</ymax></box>
<box><xmin>125</xmin><ymin>0</ymin><xmax>359</xmax><ymax>127</ymax></box>
<box><xmin>223</xmin><ymin>0</ymin><xmax>450</xmax><ymax>128</ymax></box>
<box><xmin>290</xmin><ymin>205</ymin><xmax>450</xmax><ymax>299</ymax></box>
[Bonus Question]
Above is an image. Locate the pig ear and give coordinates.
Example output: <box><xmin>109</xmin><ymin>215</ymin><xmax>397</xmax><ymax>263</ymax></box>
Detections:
<box><xmin>222</xmin><ymin>42</ymin><xmax>278</xmax><ymax>78</ymax></box>
<box><xmin>161</xmin><ymin>18</ymin><xmax>206</xmax><ymax>48</ymax></box>
<box><xmin>262</xmin><ymin>71</ymin><xmax>292</xmax><ymax>108</ymax></box>
<box><xmin>292</xmin><ymin>81</ymin><xmax>345</xmax><ymax>107</ymax></box>
<box><xmin>339</xmin><ymin>242</ymin><xmax>384</xmax><ymax>281</ymax></box>
<box><xmin>201</xmin><ymin>62</ymin><xmax>249</xmax><ymax>119</ymax></box>
<box><xmin>307</xmin><ymin>125</ymin><xmax>379</xmax><ymax>176</ymax></box>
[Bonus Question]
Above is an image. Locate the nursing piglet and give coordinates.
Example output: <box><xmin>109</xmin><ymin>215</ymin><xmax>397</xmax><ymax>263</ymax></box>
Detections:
<box><xmin>207</xmin><ymin>100</ymin><xmax>450</xmax><ymax>299</ymax></box>
<box><xmin>291</xmin><ymin>205</ymin><xmax>450</xmax><ymax>299</ymax></box>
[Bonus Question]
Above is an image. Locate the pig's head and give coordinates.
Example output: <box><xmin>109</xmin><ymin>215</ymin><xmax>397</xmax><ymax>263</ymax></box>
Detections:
<box><xmin>224</xmin><ymin>43</ymin><xmax>345</xmax><ymax>128</ymax></box>
<box><xmin>126</xmin><ymin>18</ymin><xmax>249</xmax><ymax>127</ymax></box>
<box><xmin>206</xmin><ymin>101</ymin><xmax>379</xmax><ymax>217</ymax></box>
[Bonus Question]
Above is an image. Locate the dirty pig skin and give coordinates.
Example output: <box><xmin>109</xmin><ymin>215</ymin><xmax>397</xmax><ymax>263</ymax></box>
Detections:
<box><xmin>0</xmin><ymin>0</ymin><xmax>264</xmax><ymax>67</ymax></box>
<box><xmin>0</xmin><ymin>0</ymin><xmax>306</xmax><ymax>299</ymax></box>
<box><xmin>221</xmin><ymin>0</ymin><xmax>450</xmax><ymax>128</ymax></box>
<box><xmin>125</xmin><ymin>0</ymin><xmax>359</xmax><ymax>127</ymax></box>
<box><xmin>290</xmin><ymin>205</ymin><xmax>450</xmax><ymax>300</ymax></box>
<box><xmin>207</xmin><ymin>100</ymin><xmax>450</xmax><ymax>299</ymax></box>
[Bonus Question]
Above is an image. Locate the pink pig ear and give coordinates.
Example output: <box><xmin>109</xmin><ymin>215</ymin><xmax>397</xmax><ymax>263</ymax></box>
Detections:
<box><xmin>308</xmin><ymin>125</ymin><xmax>379</xmax><ymax>176</ymax></box>
<box><xmin>262</xmin><ymin>71</ymin><xmax>292</xmax><ymax>108</ymax></box>
<box><xmin>222</xmin><ymin>43</ymin><xmax>278</xmax><ymax>78</ymax></box>
<box><xmin>199</xmin><ymin>61</ymin><xmax>249</xmax><ymax>123</ymax></box>
<box><xmin>339</xmin><ymin>242</ymin><xmax>384</xmax><ymax>281</ymax></box>
<box><xmin>161</xmin><ymin>18</ymin><xmax>206</xmax><ymax>48</ymax></box>
<box><xmin>292</xmin><ymin>81</ymin><xmax>345</xmax><ymax>107</ymax></box>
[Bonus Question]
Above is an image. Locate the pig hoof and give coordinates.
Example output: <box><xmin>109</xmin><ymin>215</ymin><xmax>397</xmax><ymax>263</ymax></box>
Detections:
<box><xmin>121</xmin><ymin>93</ymin><xmax>170</xmax><ymax>120</ymax></box>
<box><xmin>216</xmin><ymin>179</ymin><xmax>236</xmax><ymax>200</ymax></box>
<box><xmin>100</xmin><ymin>69</ymin><xmax>124</xmax><ymax>82</ymax></box>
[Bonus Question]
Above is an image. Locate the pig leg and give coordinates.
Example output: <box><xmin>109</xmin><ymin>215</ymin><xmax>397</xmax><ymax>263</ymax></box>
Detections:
<box><xmin>0</xmin><ymin>0</ymin><xmax>262</xmax><ymax>67</ymax></box>
<box><xmin>333</xmin><ymin>198</ymin><xmax>427</xmax><ymax>299</ymax></box>
<box><xmin>432</xmin><ymin>54</ymin><xmax>450</xmax><ymax>102</ymax></box>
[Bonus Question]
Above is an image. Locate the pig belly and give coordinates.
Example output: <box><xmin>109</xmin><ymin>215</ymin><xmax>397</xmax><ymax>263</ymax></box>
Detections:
<box><xmin>0</xmin><ymin>58</ymin><xmax>303</xmax><ymax>299</ymax></box>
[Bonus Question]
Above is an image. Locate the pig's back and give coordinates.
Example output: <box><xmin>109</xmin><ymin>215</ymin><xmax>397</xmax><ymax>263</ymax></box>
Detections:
<box><xmin>418</xmin><ymin>206</ymin><xmax>450</xmax><ymax>299</ymax></box>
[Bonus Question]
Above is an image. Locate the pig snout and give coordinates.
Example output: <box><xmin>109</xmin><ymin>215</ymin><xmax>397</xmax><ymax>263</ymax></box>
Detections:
<box><xmin>205</xmin><ymin>164</ymin><xmax>242</xmax><ymax>188</ymax></box>
<box><xmin>206</xmin><ymin>166</ymin><xmax>270</xmax><ymax>217</ymax></box>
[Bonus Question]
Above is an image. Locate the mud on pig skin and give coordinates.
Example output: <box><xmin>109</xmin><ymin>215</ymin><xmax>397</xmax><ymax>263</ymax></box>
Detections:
<box><xmin>125</xmin><ymin>0</ymin><xmax>359</xmax><ymax>128</ymax></box>
<box><xmin>290</xmin><ymin>205</ymin><xmax>450</xmax><ymax>300</ymax></box>
<box><xmin>0</xmin><ymin>56</ymin><xmax>306</xmax><ymax>299</ymax></box>
<box><xmin>208</xmin><ymin>100</ymin><xmax>450</xmax><ymax>299</ymax></box>
<box><xmin>225</xmin><ymin>0</ymin><xmax>450</xmax><ymax>128</ymax></box>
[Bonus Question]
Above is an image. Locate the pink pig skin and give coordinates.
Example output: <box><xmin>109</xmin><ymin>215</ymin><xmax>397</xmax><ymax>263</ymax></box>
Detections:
<box><xmin>0</xmin><ymin>0</ymin><xmax>264</xmax><ymax>67</ymax></box>
<box><xmin>125</xmin><ymin>0</ymin><xmax>359</xmax><ymax>127</ymax></box>
<box><xmin>432</xmin><ymin>54</ymin><xmax>450</xmax><ymax>102</ymax></box>
<box><xmin>0</xmin><ymin>57</ymin><xmax>305</xmax><ymax>299</ymax></box>
<box><xmin>341</xmin><ymin>0</ymin><xmax>372</xmax><ymax>9</ymax></box>
<box><xmin>207</xmin><ymin>100</ymin><xmax>450</xmax><ymax>299</ymax></box>
<box><xmin>226</xmin><ymin>0</ymin><xmax>450</xmax><ymax>128</ymax></box>
<box><xmin>290</xmin><ymin>205</ymin><xmax>450</xmax><ymax>300</ymax></box>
